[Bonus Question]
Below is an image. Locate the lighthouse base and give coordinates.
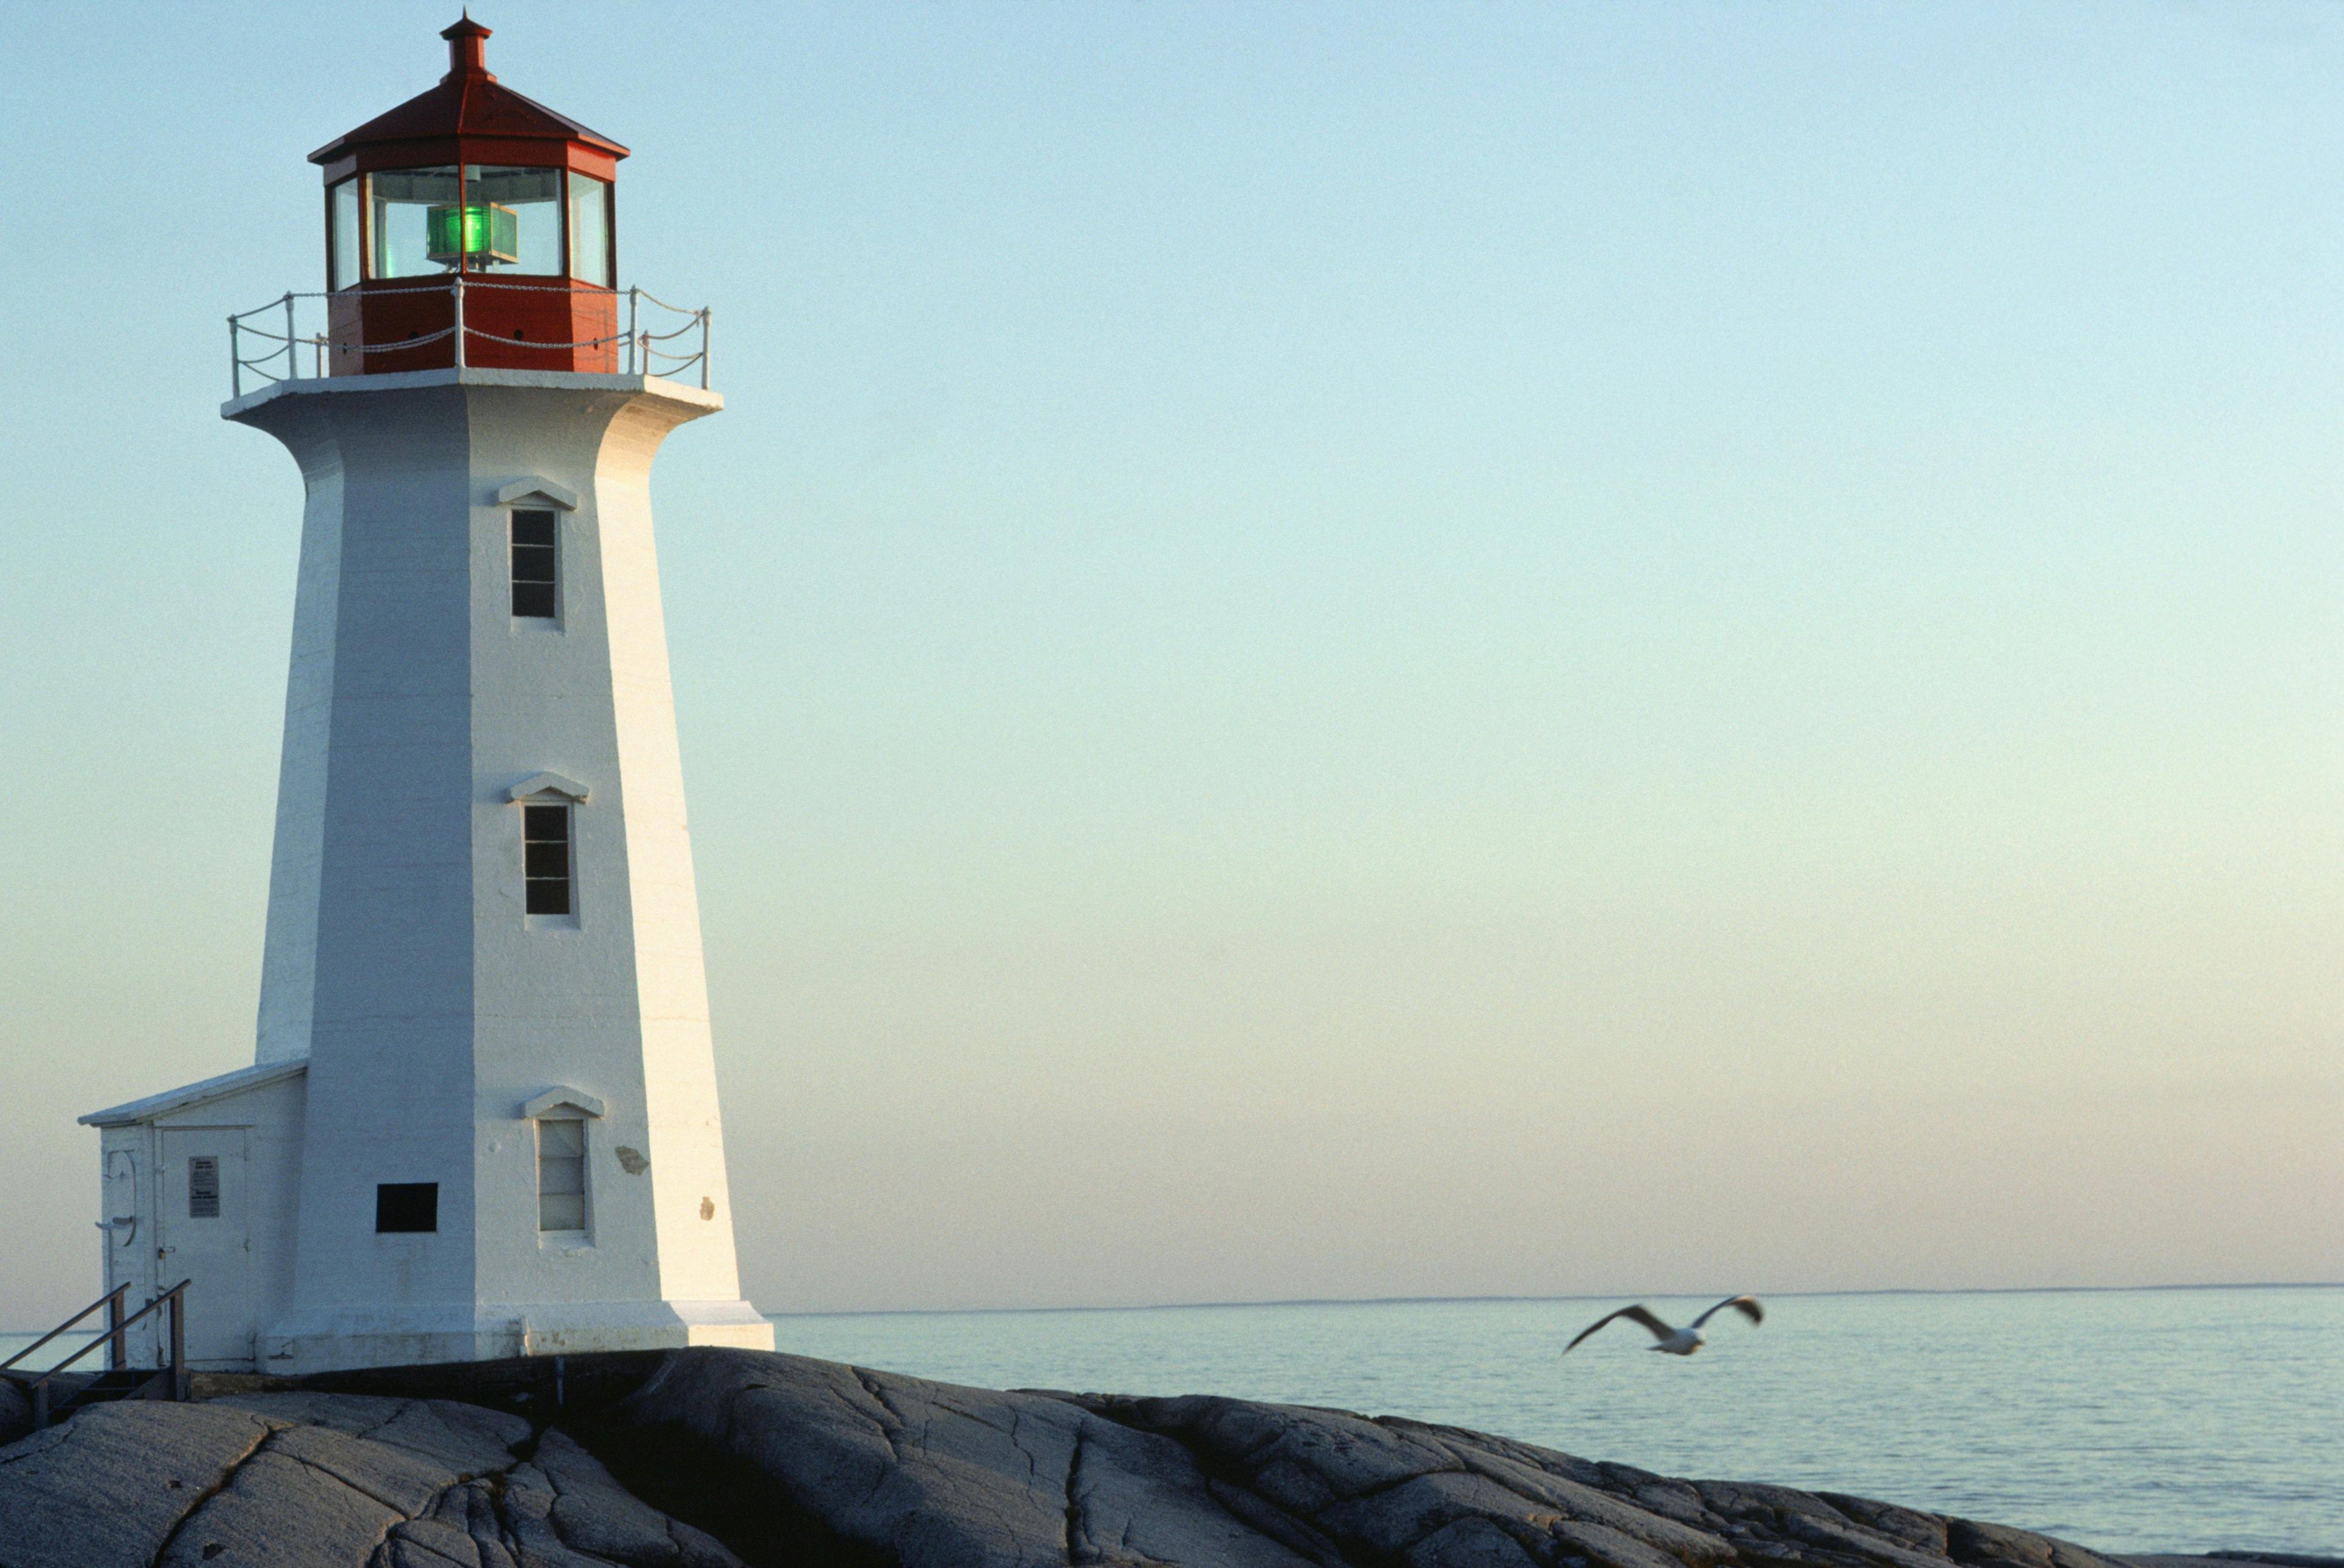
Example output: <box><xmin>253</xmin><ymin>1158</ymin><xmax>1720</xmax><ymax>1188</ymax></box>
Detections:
<box><xmin>260</xmin><ymin>1299</ymin><xmax>773</xmax><ymax>1376</ymax></box>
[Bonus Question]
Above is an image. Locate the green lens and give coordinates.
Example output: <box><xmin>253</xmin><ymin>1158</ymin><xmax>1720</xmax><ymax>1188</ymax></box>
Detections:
<box><xmin>426</xmin><ymin>203</ymin><xmax>519</xmax><ymax>264</ymax></box>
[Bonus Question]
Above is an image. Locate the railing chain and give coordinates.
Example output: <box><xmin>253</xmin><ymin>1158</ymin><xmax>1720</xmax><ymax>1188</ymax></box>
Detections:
<box><xmin>226</xmin><ymin>278</ymin><xmax>712</xmax><ymax>393</ymax></box>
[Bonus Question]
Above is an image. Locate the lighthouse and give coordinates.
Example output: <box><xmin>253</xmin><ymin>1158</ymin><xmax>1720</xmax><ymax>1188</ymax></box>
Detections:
<box><xmin>79</xmin><ymin>18</ymin><xmax>774</xmax><ymax>1373</ymax></box>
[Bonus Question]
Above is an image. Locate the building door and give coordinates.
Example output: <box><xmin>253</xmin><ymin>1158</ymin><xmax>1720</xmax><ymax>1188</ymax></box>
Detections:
<box><xmin>101</xmin><ymin>1147</ymin><xmax>156</xmax><ymax>1364</ymax></box>
<box><xmin>156</xmin><ymin>1129</ymin><xmax>255</xmax><ymax>1367</ymax></box>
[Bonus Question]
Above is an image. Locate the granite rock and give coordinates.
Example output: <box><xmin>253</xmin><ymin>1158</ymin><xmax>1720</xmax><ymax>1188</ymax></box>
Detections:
<box><xmin>599</xmin><ymin>1349</ymin><xmax>2145</xmax><ymax>1568</ymax></box>
<box><xmin>0</xmin><ymin>1390</ymin><xmax>742</xmax><ymax>1568</ymax></box>
<box><xmin>605</xmin><ymin>1347</ymin><xmax>1317</xmax><ymax>1567</ymax></box>
<box><xmin>0</xmin><ymin>1349</ymin><xmax>2215</xmax><ymax>1568</ymax></box>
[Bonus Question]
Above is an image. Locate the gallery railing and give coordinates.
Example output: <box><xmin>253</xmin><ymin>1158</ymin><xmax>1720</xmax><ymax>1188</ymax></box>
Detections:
<box><xmin>227</xmin><ymin>278</ymin><xmax>711</xmax><ymax>394</ymax></box>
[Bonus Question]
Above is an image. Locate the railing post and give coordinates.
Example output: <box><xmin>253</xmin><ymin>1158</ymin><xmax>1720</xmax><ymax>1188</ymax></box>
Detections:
<box><xmin>283</xmin><ymin>293</ymin><xmax>298</xmax><ymax>381</ymax></box>
<box><xmin>32</xmin><ymin>1381</ymin><xmax>48</xmax><ymax>1433</ymax></box>
<box><xmin>106</xmin><ymin>1283</ymin><xmax>126</xmax><ymax>1373</ymax></box>
<box><xmin>229</xmin><ymin>316</ymin><xmax>241</xmax><ymax>399</ymax></box>
<box><xmin>700</xmin><ymin>309</ymin><xmax>711</xmax><ymax>389</ymax></box>
<box><xmin>628</xmin><ymin>287</ymin><xmax>640</xmax><ymax>376</ymax></box>
<box><xmin>453</xmin><ymin>272</ymin><xmax>467</xmax><ymax>370</ymax></box>
<box><xmin>168</xmin><ymin>1286</ymin><xmax>188</xmax><ymax>1401</ymax></box>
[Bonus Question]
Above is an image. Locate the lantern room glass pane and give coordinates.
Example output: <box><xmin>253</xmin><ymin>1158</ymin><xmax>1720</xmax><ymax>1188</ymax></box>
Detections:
<box><xmin>465</xmin><ymin>166</ymin><xmax>562</xmax><ymax>273</ymax></box>
<box><xmin>329</xmin><ymin>179</ymin><xmax>361</xmax><ymax>291</ymax></box>
<box><xmin>568</xmin><ymin>172</ymin><xmax>612</xmax><ymax>287</ymax></box>
<box><xmin>369</xmin><ymin>167</ymin><xmax>460</xmax><ymax>278</ymax></box>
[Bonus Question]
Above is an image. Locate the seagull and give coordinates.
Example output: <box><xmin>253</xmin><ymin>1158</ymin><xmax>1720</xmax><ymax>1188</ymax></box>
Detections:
<box><xmin>1564</xmin><ymin>1295</ymin><xmax>1764</xmax><ymax>1356</ymax></box>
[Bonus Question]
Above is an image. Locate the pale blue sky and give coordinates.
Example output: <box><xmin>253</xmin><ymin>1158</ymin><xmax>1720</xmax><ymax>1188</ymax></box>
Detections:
<box><xmin>2</xmin><ymin>2</ymin><xmax>2340</xmax><ymax>1323</ymax></box>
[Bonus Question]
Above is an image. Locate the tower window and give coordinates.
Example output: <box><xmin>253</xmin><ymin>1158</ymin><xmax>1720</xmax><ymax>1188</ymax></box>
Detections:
<box><xmin>375</xmin><ymin>1182</ymin><xmax>438</xmax><ymax>1234</ymax></box>
<box><xmin>511</xmin><ymin>510</ymin><xmax>558</xmax><ymax>618</ymax></box>
<box><xmin>187</xmin><ymin>1158</ymin><xmax>220</xmax><ymax>1219</ymax></box>
<box><xmin>537</xmin><ymin>1119</ymin><xmax>587</xmax><ymax>1232</ymax></box>
<box><xmin>524</xmin><ymin>803</ymin><xmax>573</xmax><ymax>915</ymax></box>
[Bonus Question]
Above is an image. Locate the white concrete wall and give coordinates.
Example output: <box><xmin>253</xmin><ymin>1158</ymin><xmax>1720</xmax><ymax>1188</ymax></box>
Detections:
<box><xmin>598</xmin><ymin>397</ymin><xmax>750</xmax><ymax>1309</ymax></box>
<box><xmin>244</xmin><ymin>381</ymin><xmax>482</xmax><ymax>1368</ymax></box>
<box><xmin>255</xmin><ymin>448</ymin><xmax>346</xmax><ymax>1066</ymax></box>
<box><xmin>226</xmin><ymin>369</ymin><xmax>770</xmax><ymax>1372</ymax></box>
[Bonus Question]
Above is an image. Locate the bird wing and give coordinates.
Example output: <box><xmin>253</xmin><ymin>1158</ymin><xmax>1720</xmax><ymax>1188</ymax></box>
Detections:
<box><xmin>1690</xmin><ymin>1295</ymin><xmax>1763</xmax><ymax>1330</ymax></box>
<box><xmin>1564</xmin><ymin>1304</ymin><xmax>1675</xmax><ymax>1353</ymax></box>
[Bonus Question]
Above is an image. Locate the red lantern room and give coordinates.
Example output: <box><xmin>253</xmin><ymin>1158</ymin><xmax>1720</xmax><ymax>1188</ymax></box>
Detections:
<box><xmin>312</xmin><ymin>17</ymin><xmax>627</xmax><ymax>375</ymax></box>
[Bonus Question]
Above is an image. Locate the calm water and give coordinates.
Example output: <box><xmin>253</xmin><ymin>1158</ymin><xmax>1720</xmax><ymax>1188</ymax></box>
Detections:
<box><xmin>7</xmin><ymin>1287</ymin><xmax>2334</xmax><ymax>1553</ymax></box>
<box><xmin>767</xmin><ymin>1287</ymin><xmax>2342</xmax><ymax>1556</ymax></box>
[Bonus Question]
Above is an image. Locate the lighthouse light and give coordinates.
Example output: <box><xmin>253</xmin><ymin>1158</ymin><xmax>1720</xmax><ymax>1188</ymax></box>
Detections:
<box><xmin>426</xmin><ymin>201</ymin><xmax>519</xmax><ymax>266</ymax></box>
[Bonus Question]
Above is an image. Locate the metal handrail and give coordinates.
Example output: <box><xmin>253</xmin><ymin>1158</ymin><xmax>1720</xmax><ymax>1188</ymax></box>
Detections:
<box><xmin>228</xmin><ymin>281</ymin><xmax>711</xmax><ymax>395</ymax></box>
<box><xmin>21</xmin><ymin>1279</ymin><xmax>190</xmax><ymax>1431</ymax></box>
<box><xmin>0</xmin><ymin>1283</ymin><xmax>127</xmax><ymax>1376</ymax></box>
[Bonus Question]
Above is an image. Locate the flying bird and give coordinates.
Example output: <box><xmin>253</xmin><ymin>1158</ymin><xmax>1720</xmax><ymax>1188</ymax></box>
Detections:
<box><xmin>1564</xmin><ymin>1295</ymin><xmax>1764</xmax><ymax>1356</ymax></box>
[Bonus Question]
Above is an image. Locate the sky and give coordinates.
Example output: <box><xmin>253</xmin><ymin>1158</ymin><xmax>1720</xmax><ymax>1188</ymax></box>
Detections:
<box><xmin>1</xmin><ymin>2</ymin><xmax>2340</xmax><ymax>1327</ymax></box>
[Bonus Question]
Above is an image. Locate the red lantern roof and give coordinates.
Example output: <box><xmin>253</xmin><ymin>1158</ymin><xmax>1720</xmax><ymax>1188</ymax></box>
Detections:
<box><xmin>309</xmin><ymin>16</ymin><xmax>628</xmax><ymax>182</ymax></box>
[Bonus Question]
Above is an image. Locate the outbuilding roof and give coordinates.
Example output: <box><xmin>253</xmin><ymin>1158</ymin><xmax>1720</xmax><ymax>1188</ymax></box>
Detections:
<box><xmin>80</xmin><ymin>1059</ymin><xmax>308</xmax><ymax>1129</ymax></box>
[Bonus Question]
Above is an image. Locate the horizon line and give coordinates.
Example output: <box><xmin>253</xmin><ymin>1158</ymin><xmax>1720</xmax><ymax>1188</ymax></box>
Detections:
<box><xmin>762</xmin><ymin>1278</ymin><xmax>2344</xmax><ymax>1321</ymax></box>
<box><xmin>7</xmin><ymin>1279</ymin><xmax>2335</xmax><ymax>1339</ymax></box>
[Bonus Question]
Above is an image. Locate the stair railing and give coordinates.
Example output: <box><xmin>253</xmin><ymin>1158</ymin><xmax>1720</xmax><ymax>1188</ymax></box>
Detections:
<box><xmin>0</xmin><ymin>1282</ymin><xmax>129</xmax><ymax>1379</ymax></box>
<box><xmin>11</xmin><ymin>1280</ymin><xmax>190</xmax><ymax>1430</ymax></box>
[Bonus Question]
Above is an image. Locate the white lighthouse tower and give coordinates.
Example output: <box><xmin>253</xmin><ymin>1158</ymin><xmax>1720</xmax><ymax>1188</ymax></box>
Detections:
<box><xmin>81</xmin><ymin>18</ymin><xmax>774</xmax><ymax>1373</ymax></box>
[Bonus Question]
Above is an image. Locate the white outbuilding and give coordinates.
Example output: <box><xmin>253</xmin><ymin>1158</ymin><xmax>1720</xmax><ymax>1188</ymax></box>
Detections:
<box><xmin>81</xmin><ymin>17</ymin><xmax>774</xmax><ymax>1375</ymax></box>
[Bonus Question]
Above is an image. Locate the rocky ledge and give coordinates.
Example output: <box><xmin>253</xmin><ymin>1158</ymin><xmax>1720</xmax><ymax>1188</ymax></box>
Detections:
<box><xmin>0</xmin><ymin>1348</ymin><xmax>2317</xmax><ymax>1568</ymax></box>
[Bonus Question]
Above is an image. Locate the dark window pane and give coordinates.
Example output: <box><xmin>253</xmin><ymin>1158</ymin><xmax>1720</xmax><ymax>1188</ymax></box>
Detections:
<box><xmin>510</xmin><ymin>511</ymin><xmax>558</xmax><ymax>620</ymax></box>
<box><xmin>523</xmin><ymin>802</ymin><xmax>573</xmax><ymax>915</ymax></box>
<box><xmin>375</xmin><ymin>1182</ymin><xmax>438</xmax><ymax>1234</ymax></box>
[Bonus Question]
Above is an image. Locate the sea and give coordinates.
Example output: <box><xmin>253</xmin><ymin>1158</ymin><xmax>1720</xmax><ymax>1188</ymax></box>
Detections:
<box><xmin>765</xmin><ymin>1287</ymin><xmax>2340</xmax><ymax>1558</ymax></box>
<box><xmin>7</xmin><ymin>1286</ymin><xmax>2335</xmax><ymax>1555</ymax></box>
